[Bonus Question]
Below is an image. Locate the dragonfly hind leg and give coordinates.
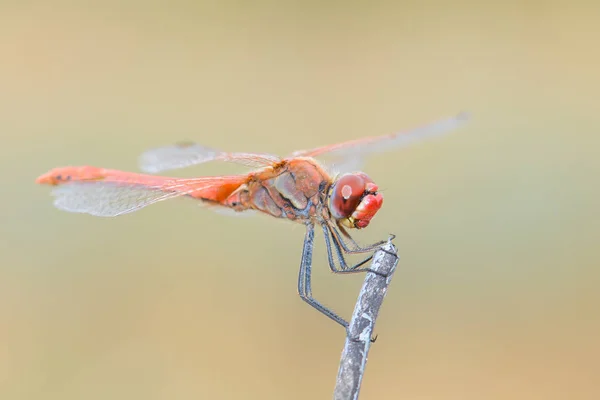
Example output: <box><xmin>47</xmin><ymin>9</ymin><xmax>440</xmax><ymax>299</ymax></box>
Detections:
<box><xmin>298</xmin><ymin>223</ymin><xmax>349</xmax><ymax>328</ymax></box>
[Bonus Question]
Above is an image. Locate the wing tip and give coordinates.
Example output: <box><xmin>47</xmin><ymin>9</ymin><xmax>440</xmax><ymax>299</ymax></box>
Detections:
<box><xmin>137</xmin><ymin>164</ymin><xmax>160</xmax><ymax>174</ymax></box>
<box><xmin>36</xmin><ymin>171</ymin><xmax>54</xmax><ymax>185</ymax></box>
<box><xmin>456</xmin><ymin>111</ymin><xmax>471</xmax><ymax>122</ymax></box>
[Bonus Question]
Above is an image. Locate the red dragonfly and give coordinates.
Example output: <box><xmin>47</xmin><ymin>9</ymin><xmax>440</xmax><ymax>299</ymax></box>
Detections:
<box><xmin>36</xmin><ymin>113</ymin><xmax>468</xmax><ymax>328</ymax></box>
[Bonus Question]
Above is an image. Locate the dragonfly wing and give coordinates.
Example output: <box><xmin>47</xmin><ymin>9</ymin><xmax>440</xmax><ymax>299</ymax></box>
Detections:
<box><xmin>139</xmin><ymin>142</ymin><xmax>281</xmax><ymax>173</ymax></box>
<box><xmin>291</xmin><ymin>112</ymin><xmax>470</xmax><ymax>172</ymax></box>
<box><xmin>51</xmin><ymin>181</ymin><xmax>185</xmax><ymax>217</ymax></box>
<box><xmin>47</xmin><ymin>173</ymin><xmax>252</xmax><ymax>218</ymax></box>
<box><xmin>203</xmin><ymin>202</ymin><xmax>259</xmax><ymax>218</ymax></box>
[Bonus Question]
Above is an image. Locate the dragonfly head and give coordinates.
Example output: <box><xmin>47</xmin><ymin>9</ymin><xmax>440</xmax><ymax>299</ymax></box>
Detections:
<box><xmin>329</xmin><ymin>172</ymin><xmax>383</xmax><ymax>229</ymax></box>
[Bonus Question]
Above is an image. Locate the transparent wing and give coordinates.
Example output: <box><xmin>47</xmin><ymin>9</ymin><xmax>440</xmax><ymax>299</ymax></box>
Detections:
<box><xmin>139</xmin><ymin>142</ymin><xmax>281</xmax><ymax>173</ymax></box>
<box><xmin>51</xmin><ymin>181</ymin><xmax>186</xmax><ymax>217</ymax></box>
<box><xmin>290</xmin><ymin>112</ymin><xmax>470</xmax><ymax>172</ymax></box>
<box><xmin>49</xmin><ymin>173</ymin><xmax>249</xmax><ymax>217</ymax></box>
<box><xmin>203</xmin><ymin>203</ymin><xmax>258</xmax><ymax>218</ymax></box>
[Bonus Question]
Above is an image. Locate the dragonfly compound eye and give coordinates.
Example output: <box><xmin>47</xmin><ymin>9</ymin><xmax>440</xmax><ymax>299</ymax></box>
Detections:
<box><xmin>330</xmin><ymin>174</ymin><xmax>365</xmax><ymax>218</ymax></box>
<box><xmin>329</xmin><ymin>173</ymin><xmax>383</xmax><ymax>229</ymax></box>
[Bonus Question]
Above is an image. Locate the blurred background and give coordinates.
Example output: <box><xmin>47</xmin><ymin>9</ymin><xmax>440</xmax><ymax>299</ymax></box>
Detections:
<box><xmin>1</xmin><ymin>1</ymin><xmax>599</xmax><ymax>399</ymax></box>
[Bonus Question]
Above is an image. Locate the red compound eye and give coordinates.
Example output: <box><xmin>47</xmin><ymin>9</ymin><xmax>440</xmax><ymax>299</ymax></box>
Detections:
<box><xmin>330</xmin><ymin>174</ymin><xmax>368</xmax><ymax>219</ymax></box>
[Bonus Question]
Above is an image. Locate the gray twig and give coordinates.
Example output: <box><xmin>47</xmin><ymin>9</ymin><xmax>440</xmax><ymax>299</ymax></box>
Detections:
<box><xmin>333</xmin><ymin>239</ymin><xmax>399</xmax><ymax>400</ymax></box>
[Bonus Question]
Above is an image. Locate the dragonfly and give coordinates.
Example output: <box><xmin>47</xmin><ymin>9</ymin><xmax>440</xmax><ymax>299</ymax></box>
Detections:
<box><xmin>36</xmin><ymin>113</ymin><xmax>469</xmax><ymax>328</ymax></box>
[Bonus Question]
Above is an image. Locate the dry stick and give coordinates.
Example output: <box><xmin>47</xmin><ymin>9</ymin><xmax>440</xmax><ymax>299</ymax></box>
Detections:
<box><xmin>333</xmin><ymin>239</ymin><xmax>399</xmax><ymax>400</ymax></box>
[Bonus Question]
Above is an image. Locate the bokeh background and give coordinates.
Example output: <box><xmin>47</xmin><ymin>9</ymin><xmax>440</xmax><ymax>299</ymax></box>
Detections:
<box><xmin>1</xmin><ymin>1</ymin><xmax>599</xmax><ymax>399</ymax></box>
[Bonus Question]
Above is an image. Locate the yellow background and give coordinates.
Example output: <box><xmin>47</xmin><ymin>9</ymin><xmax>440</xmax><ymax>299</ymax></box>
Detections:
<box><xmin>1</xmin><ymin>1</ymin><xmax>598</xmax><ymax>399</ymax></box>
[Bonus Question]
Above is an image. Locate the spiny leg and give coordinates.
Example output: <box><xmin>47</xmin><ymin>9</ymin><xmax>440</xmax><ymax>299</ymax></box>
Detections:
<box><xmin>328</xmin><ymin>221</ymin><xmax>390</xmax><ymax>254</ymax></box>
<box><xmin>336</xmin><ymin>222</ymin><xmax>367</xmax><ymax>249</ymax></box>
<box><xmin>331</xmin><ymin>222</ymin><xmax>399</xmax><ymax>260</ymax></box>
<box><xmin>297</xmin><ymin>223</ymin><xmax>349</xmax><ymax>328</ymax></box>
<box><xmin>321</xmin><ymin>223</ymin><xmax>374</xmax><ymax>275</ymax></box>
<box><xmin>321</xmin><ymin>224</ymin><xmax>384</xmax><ymax>343</ymax></box>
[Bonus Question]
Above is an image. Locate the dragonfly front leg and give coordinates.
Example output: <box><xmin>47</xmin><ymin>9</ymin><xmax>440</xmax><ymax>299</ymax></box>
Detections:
<box><xmin>297</xmin><ymin>223</ymin><xmax>349</xmax><ymax>328</ymax></box>
<box><xmin>329</xmin><ymin>221</ymin><xmax>393</xmax><ymax>255</ymax></box>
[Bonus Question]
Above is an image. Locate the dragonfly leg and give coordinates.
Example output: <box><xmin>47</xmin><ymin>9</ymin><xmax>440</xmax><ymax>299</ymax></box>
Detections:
<box><xmin>320</xmin><ymin>224</ymin><xmax>385</xmax><ymax>342</ymax></box>
<box><xmin>329</xmin><ymin>222</ymin><xmax>393</xmax><ymax>255</ymax></box>
<box><xmin>298</xmin><ymin>223</ymin><xmax>349</xmax><ymax>328</ymax></box>
<box><xmin>321</xmin><ymin>224</ymin><xmax>375</xmax><ymax>275</ymax></box>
